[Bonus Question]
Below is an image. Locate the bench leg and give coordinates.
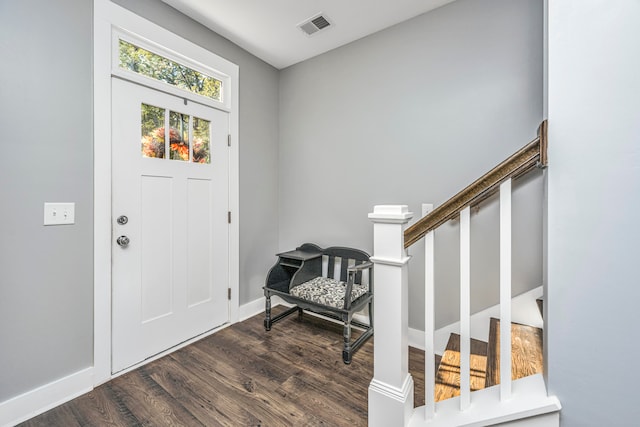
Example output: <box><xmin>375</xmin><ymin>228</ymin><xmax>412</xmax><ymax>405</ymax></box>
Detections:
<box><xmin>264</xmin><ymin>295</ymin><xmax>272</xmax><ymax>331</ymax></box>
<box><xmin>343</xmin><ymin>320</ymin><xmax>352</xmax><ymax>365</ymax></box>
<box><xmin>342</xmin><ymin>300</ymin><xmax>374</xmax><ymax>364</ymax></box>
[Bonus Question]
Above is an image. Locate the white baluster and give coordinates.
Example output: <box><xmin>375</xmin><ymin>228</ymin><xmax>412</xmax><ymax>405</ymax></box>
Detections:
<box><xmin>422</xmin><ymin>204</ymin><xmax>435</xmax><ymax>420</ymax></box>
<box><xmin>500</xmin><ymin>179</ymin><xmax>512</xmax><ymax>400</ymax></box>
<box><xmin>368</xmin><ymin>205</ymin><xmax>414</xmax><ymax>427</ymax></box>
<box><xmin>460</xmin><ymin>206</ymin><xmax>471</xmax><ymax>410</ymax></box>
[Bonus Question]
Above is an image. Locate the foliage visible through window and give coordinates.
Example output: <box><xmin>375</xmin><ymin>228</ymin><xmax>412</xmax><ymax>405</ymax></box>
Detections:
<box><xmin>169</xmin><ymin>111</ymin><xmax>190</xmax><ymax>162</ymax></box>
<box><xmin>141</xmin><ymin>104</ymin><xmax>165</xmax><ymax>159</ymax></box>
<box><xmin>141</xmin><ymin>104</ymin><xmax>211</xmax><ymax>164</ymax></box>
<box><xmin>192</xmin><ymin>117</ymin><xmax>211</xmax><ymax>164</ymax></box>
<box><xmin>120</xmin><ymin>39</ymin><xmax>222</xmax><ymax>101</ymax></box>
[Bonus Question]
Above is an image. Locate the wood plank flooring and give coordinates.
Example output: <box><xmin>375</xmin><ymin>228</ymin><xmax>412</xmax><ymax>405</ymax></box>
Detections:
<box><xmin>19</xmin><ymin>306</ymin><xmax>426</xmax><ymax>427</ymax></box>
<box><xmin>485</xmin><ymin>318</ymin><xmax>544</xmax><ymax>387</ymax></box>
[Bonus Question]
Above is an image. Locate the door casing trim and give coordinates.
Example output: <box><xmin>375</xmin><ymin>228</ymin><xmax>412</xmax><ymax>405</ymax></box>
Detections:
<box><xmin>93</xmin><ymin>0</ymin><xmax>240</xmax><ymax>386</ymax></box>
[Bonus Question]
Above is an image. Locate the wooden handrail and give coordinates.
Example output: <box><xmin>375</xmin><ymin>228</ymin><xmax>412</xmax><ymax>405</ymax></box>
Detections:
<box><xmin>404</xmin><ymin>120</ymin><xmax>548</xmax><ymax>248</ymax></box>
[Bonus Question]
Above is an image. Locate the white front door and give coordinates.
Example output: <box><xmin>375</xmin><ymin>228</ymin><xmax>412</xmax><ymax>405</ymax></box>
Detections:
<box><xmin>111</xmin><ymin>78</ymin><xmax>229</xmax><ymax>373</ymax></box>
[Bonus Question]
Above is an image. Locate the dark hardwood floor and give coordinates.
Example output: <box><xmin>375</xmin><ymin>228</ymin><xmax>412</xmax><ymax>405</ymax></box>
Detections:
<box><xmin>19</xmin><ymin>306</ymin><xmax>426</xmax><ymax>426</ymax></box>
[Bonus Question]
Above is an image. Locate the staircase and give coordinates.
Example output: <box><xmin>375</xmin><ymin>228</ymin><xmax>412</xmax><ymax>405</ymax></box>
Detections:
<box><xmin>434</xmin><ymin>318</ymin><xmax>543</xmax><ymax>403</ymax></box>
<box><xmin>367</xmin><ymin>121</ymin><xmax>561</xmax><ymax>426</ymax></box>
<box><xmin>434</xmin><ymin>334</ymin><xmax>488</xmax><ymax>402</ymax></box>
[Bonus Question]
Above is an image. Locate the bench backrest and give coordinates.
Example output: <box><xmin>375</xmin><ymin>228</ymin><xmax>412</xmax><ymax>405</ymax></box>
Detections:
<box><xmin>294</xmin><ymin>243</ymin><xmax>370</xmax><ymax>285</ymax></box>
<box><xmin>324</xmin><ymin>246</ymin><xmax>370</xmax><ymax>284</ymax></box>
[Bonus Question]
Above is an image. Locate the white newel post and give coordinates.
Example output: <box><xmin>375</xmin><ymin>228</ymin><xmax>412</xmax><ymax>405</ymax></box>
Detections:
<box><xmin>368</xmin><ymin>205</ymin><xmax>414</xmax><ymax>427</ymax></box>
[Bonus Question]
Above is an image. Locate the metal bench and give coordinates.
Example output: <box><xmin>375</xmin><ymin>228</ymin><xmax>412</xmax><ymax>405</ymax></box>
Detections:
<box><xmin>263</xmin><ymin>243</ymin><xmax>374</xmax><ymax>364</ymax></box>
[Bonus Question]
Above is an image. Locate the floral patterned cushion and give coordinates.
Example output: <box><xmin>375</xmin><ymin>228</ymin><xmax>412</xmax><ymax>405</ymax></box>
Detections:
<box><xmin>290</xmin><ymin>276</ymin><xmax>368</xmax><ymax>309</ymax></box>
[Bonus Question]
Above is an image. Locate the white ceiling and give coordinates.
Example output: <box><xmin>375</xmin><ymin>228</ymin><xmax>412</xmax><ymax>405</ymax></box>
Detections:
<box><xmin>161</xmin><ymin>0</ymin><xmax>456</xmax><ymax>69</ymax></box>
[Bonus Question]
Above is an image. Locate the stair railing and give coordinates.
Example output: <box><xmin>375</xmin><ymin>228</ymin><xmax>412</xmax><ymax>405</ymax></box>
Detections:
<box><xmin>368</xmin><ymin>121</ymin><xmax>560</xmax><ymax>426</ymax></box>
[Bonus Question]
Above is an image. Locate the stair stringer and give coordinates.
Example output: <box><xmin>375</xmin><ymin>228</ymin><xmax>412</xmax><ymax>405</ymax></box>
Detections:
<box><xmin>409</xmin><ymin>374</ymin><xmax>561</xmax><ymax>427</ymax></box>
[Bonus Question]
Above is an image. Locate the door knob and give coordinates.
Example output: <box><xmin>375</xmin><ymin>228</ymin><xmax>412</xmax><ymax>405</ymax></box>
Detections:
<box><xmin>117</xmin><ymin>215</ymin><xmax>128</xmax><ymax>225</ymax></box>
<box><xmin>117</xmin><ymin>235</ymin><xmax>130</xmax><ymax>247</ymax></box>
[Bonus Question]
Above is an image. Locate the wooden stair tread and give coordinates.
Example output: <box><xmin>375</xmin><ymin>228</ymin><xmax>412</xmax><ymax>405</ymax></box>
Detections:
<box><xmin>485</xmin><ymin>318</ymin><xmax>543</xmax><ymax>388</ymax></box>
<box><xmin>434</xmin><ymin>333</ymin><xmax>488</xmax><ymax>402</ymax></box>
<box><xmin>410</xmin><ymin>347</ymin><xmax>442</xmax><ymax>408</ymax></box>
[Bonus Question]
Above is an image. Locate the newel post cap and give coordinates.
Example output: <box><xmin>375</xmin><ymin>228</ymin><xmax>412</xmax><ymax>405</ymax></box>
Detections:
<box><xmin>368</xmin><ymin>205</ymin><xmax>413</xmax><ymax>223</ymax></box>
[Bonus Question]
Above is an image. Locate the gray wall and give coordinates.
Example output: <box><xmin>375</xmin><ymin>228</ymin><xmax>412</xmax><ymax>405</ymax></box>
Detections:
<box><xmin>547</xmin><ymin>1</ymin><xmax>640</xmax><ymax>425</ymax></box>
<box><xmin>279</xmin><ymin>0</ymin><xmax>544</xmax><ymax>329</ymax></box>
<box><xmin>0</xmin><ymin>0</ymin><xmax>94</xmax><ymax>401</ymax></box>
<box><xmin>0</xmin><ymin>0</ymin><xmax>279</xmax><ymax>405</ymax></box>
<box><xmin>112</xmin><ymin>0</ymin><xmax>281</xmax><ymax>305</ymax></box>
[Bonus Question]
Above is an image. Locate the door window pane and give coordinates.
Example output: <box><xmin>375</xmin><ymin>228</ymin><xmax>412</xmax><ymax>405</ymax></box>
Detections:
<box><xmin>193</xmin><ymin>117</ymin><xmax>211</xmax><ymax>164</ymax></box>
<box><xmin>169</xmin><ymin>111</ymin><xmax>190</xmax><ymax>162</ymax></box>
<box><xmin>141</xmin><ymin>104</ymin><xmax>165</xmax><ymax>159</ymax></box>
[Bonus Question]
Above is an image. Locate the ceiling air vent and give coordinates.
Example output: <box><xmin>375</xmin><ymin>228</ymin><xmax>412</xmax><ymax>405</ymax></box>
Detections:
<box><xmin>298</xmin><ymin>14</ymin><xmax>332</xmax><ymax>36</ymax></box>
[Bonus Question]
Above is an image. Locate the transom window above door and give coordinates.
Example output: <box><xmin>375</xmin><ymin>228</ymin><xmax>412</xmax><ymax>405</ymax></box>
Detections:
<box><xmin>119</xmin><ymin>40</ymin><xmax>222</xmax><ymax>102</ymax></box>
<box><xmin>112</xmin><ymin>31</ymin><xmax>231</xmax><ymax>110</ymax></box>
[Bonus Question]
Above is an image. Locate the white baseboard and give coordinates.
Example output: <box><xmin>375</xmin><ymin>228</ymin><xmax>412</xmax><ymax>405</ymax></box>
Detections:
<box><xmin>0</xmin><ymin>367</ymin><xmax>93</xmax><ymax>427</ymax></box>
<box><xmin>3</xmin><ymin>296</ymin><xmax>365</xmax><ymax>427</ymax></box>
<box><xmin>408</xmin><ymin>327</ymin><xmax>425</xmax><ymax>350</ymax></box>
<box><xmin>238</xmin><ymin>296</ymin><xmax>268</xmax><ymax>321</ymax></box>
<box><xmin>238</xmin><ymin>295</ymin><xmax>294</xmax><ymax>321</ymax></box>
<box><xmin>244</xmin><ymin>286</ymin><xmax>543</xmax><ymax>354</ymax></box>
<box><xmin>1</xmin><ymin>298</ymin><xmax>289</xmax><ymax>427</ymax></box>
<box><xmin>2</xmin><ymin>288</ymin><xmax>544</xmax><ymax>427</ymax></box>
<box><xmin>410</xmin><ymin>286</ymin><xmax>544</xmax><ymax>354</ymax></box>
<box><xmin>239</xmin><ymin>297</ymin><xmax>371</xmax><ymax>327</ymax></box>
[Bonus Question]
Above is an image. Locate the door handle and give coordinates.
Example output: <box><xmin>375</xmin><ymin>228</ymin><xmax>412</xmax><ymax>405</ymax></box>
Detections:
<box><xmin>117</xmin><ymin>235</ymin><xmax>130</xmax><ymax>247</ymax></box>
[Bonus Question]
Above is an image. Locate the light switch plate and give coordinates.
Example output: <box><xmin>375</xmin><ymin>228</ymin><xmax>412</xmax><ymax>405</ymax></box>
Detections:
<box><xmin>44</xmin><ymin>202</ymin><xmax>75</xmax><ymax>225</ymax></box>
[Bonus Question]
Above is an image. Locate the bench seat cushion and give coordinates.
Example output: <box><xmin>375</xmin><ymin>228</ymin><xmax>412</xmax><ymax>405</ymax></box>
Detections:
<box><xmin>290</xmin><ymin>277</ymin><xmax>368</xmax><ymax>309</ymax></box>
